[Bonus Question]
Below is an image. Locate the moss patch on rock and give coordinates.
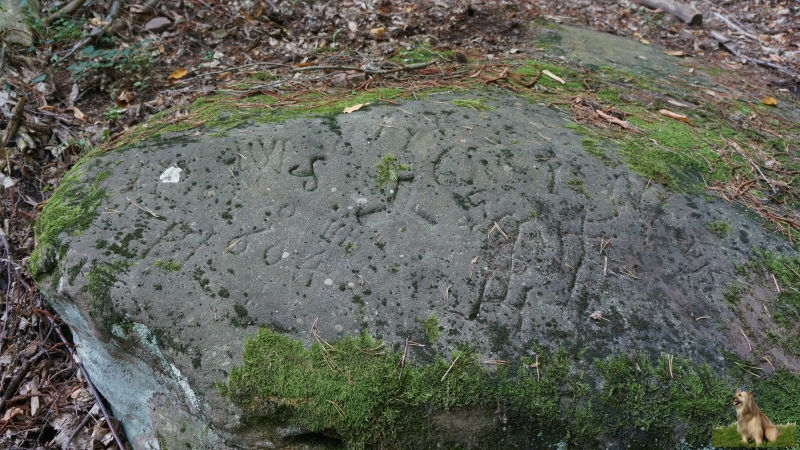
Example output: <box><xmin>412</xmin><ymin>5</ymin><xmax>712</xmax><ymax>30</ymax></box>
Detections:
<box><xmin>220</xmin><ymin>328</ymin><xmax>800</xmax><ymax>448</ymax></box>
<box><xmin>29</xmin><ymin>160</ymin><xmax>109</xmax><ymax>280</ymax></box>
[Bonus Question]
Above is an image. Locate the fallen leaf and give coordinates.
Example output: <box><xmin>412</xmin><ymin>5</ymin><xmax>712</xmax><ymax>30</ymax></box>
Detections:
<box><xmin>343</xmin><ymin>103</ymin><xmax>368</xmax><ymax>114</ymax></box>
<box><xmin>659</xmin><ymin>109</ymin><xmax>693</xmax><ymax>124</ymax></box>
<box><xmin>116</xmin><ymin>90</ymin><xmax>136</xmax><ymax>107</ymax></box>
<box><xmin>72</xmin><ymin>106</ymin><xmax>86</xmax><ymax>121</ymax></box>
<box><xmin>168</xmin><ymin>68</ymin><xmax>189</xmax><ymax>80</ymax></box>
<box><xmin>761</xmin><ymin>96</ymin><xmax>778</xmax><ymax>106</ymax></box>
<box><xmin>1</xmin><ymin>407</ymin><xmax>24</xmax><ymax>422</ymax></box>
<box><xmin>370</xmin><ymin>27</ymin><xmax>385</xmax><ymax>37</ymax></box>
<box><xmin>589</xmin><ymin>311</ymin><xmax>609</xmax><ymax>321</ymax></box>
<box><xmin>542</xmin><ymin>69</ymin><xmax>565</xmax><ymax>84</ymax></box>
<box><xmin>664</xmin><ymin>50</ymin><xmax>687</xmax><ymax>57</ymax></box>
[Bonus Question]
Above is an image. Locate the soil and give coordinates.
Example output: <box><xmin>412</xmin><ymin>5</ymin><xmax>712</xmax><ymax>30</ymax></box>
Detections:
<box><xmin>0</xmin><ymin>0</ymin><xmax>797</xmax><ymax>448</ymax></box>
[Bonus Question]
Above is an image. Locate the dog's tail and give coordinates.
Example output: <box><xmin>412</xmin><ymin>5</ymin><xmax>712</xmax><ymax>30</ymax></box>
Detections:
<box><xmin>765</xmin><ymin>424</ymin><xmax>780</xmax><ymax>442</ymax></box>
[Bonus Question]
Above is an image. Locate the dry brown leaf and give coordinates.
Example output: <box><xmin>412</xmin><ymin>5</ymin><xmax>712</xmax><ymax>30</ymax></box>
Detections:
<box><xmin>659</xmin><ymin>109</ymin><xmax>693</xmax><ymax>124</ymax></box>
<box><xmin>1</xmin><ymin>406</ymin><xmax>24</xmax><ymax>422</ymax></box>
<box><xmin>370</xmin><ymin>27</ymin><xmax>385</xmax><ymax>37</ymax></box>
<box><xmin>343</xmin><ymin>103</ymin><xmax>368</xmax><ymax>114</ymax></box>
<box><xmin>761</xmin><ymin>96</ymin><xmax>778</xmax><ymax>106</ymax></box>
<box><xmin>72</xmin><ymin>106</ymin><xmax>86</xmax><ymax>121</ymax></box>
<box><xmin>116</xmin><ymin>90</ymin><xmax>136</xmax><ymax>107</ymax></box>
<box><xmin>664</xmin><ymin>50</ymin><xmax>687</xmax><ymax>57</ymax></box>
<box><xmin>168</xmin><ymin>68</ymin><xmax>189</xmax><ymax>80</ymax></box>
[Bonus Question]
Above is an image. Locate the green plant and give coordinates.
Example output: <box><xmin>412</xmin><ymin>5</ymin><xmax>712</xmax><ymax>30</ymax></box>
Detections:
<box><xmin>67</xmin><ymin>41</ymin><xmax>153</xmax><ymax>93</ymax></box>
<box><xmin>103</xmin><ymin>107</ymin><xmax>127</xmax><ymax>120</ymax></box>
<box><xmin>374</xmin><ymin>154</ymin><xmax>410</xmax><ymax>187</ymax></box>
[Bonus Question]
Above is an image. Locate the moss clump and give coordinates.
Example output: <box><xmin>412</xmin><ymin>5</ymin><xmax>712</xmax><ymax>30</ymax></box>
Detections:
<box><xmin>374</xmin><ymin>154</ymin><xmax>411</xmax><ymax>187</ymax></box>
<box><xmin>219</xmin><ymin>329</ymin><xmax>793</xmax><ymax>448</ymax></box>
<box><xmin>738</xmin><ymin>252</ymin><xmax>800</xmax><ymax>355</ymax></box>
<box><xmin>86</xmin><ymin>259</ymin><xmax>134</xmax><ymax>332</ymax></box>
<box><xmin>29</xmin><ymin>162</ymin><xmax>109</xmax><ymax>279</ymax></box>
<box><xmin>154</xmin><ymin>258</ymin><xmax>182</xmax><ymax>272</ymax></box>
<box><xmin>706</xmin><ymin>220</ymin><xmax>730</xmax><ymax>237</ymax></box>
<box><xmin>594</xmin><ymin>353</ymin><xmax>732</xmax><ymax>446</ymax></box>
<box><xmin>219</xmin><ymin>328</ymin><xmax>565</xmax><ymax>448</ymax></box>
<box><xmin>421</xmin><ymin>314</ymin><xmax>440</xmax><ymax>343</ymax></box>
<box><xmin>451</xmin><ymin>98</ymin><xmax>493</xmax><ymax>112</ymax></box>
<box><xmin>107</xmin><ymin>87</ymin><xmax>405</xmax><ymax>150</ymax></box>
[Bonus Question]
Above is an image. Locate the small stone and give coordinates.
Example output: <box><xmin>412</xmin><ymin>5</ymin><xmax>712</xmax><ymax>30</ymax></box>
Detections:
<box><xmin>145</xmin><ymin>17</ymin><xmax>172</xmax><ymax>32</ymax></box>
<box><xmin>323</xmin><ymin>278</ymin><xmax>333</xmax><ymax>286</ymax></box>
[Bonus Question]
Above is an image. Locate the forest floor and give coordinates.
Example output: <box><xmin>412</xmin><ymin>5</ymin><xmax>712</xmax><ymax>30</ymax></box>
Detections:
<box><xmin>1</xmin><ymin>0</ymin><xmax>797</xmax><ymax>448</ymax></box>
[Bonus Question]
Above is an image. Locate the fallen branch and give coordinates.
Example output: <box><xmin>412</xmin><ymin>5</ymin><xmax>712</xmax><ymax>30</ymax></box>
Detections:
<box><xmin>45</xmin><ymin>0</ymin><xmax>87</xmax><ymax>26</ymax></box>
<box><xmin>440</xmin><ymin>355</ymin><xmax>460</xmax><ymax>382</ymax></box>
<box><xmin>633</xmin><ymin>0</ymin><xmax>702</xmax><ymax>26</ymax></box>
<box><xmin>595</xmin><ymin>109</ymin><xmax>634</xmax><ymax>130</ymax></box>
<box><xmin>1</xmin><ymin>96</ymin><xmax>25</xmax><ymax>175</ymax></box>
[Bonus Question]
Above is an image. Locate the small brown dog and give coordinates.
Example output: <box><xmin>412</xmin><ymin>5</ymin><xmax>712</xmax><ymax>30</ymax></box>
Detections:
<box><xmin>733</xmin><ymin>390</ymin><xmax>780</xmax><ymax>445</ymax></box>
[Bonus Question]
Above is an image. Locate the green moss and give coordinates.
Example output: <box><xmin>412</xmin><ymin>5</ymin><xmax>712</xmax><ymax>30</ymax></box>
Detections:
<box><xmin>220</xmin><ymin>328</ymin><xmax>795</xmax><ymax>448</ymax></box>
<box><xmin>374</xmin><ymin>154</ymin><xmax>411</xmax><ymax>187</ymax></box>
<box><xmin>723</xmin><ymin>283</ymin><xmax>751</xmax><ymax>307</ymax></box>
<box><xmin>421</xmin><ymin>314</ymin><xmax>440</xmax><ymax>343</ymax></box>
<box><xmin>594</xmin><ymin>353</ymin><xmax>732</xmax><ymax>446</ymax></box>
<box><xmin>450</xmin><ymin>98</ymin><xmax>493</xmax><ymax>112</ymax></box>
<box><xmin>107</xmin><ymin>88</ymin><xmax>406</xmax><ymax>150</ymax></box>
<box><xmin>759</xmin><ymin>253</ymin><xmax>800</xmax><ymax>351</ymax></box>
<box><xmin>29</xmin><ymin>163</ymin><xmax>109</xmax><ymax>279</ymax></box>
<box><xmin>706</xmin><ymin>220</ymin><xmax>730</xmax><ymax>237</ymax></box>
<box><xmin>86</xmin><ymin>259</ymin><xmax>134</xmax><ymax>330</ymax></box>
<box><xmin>155</xmin><ymin>259</ymin><xmax>182</xmax><ymax>272</ymax></box>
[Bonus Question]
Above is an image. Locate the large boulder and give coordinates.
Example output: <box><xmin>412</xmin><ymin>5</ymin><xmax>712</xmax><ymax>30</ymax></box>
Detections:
<box><xmin>32</xmin><ymin>88</ymin><xmax>799</xmax><ymax>448</ymax></box>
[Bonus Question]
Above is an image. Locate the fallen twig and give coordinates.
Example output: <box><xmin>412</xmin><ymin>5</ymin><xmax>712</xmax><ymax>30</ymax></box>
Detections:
<box><xmin>2</xmin><ymin>96</ymin><xmax>26</xmax><ymax>175</ymax></box>
<box><xmin>595</xmin><ymin>109</ymin><xmax>634</xmax><ymax>130</ymax></box>
<box><xmin>441</xmin><ymin>355</ymin><xmax>460</xmax><ymax>382</ymax></box>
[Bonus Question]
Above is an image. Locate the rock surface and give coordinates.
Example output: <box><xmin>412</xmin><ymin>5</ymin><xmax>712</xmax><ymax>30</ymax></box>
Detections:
<box><xmin>34</xmin><ymin>27</ymin><xmax>799</xmax><ymax>449</ymax></box>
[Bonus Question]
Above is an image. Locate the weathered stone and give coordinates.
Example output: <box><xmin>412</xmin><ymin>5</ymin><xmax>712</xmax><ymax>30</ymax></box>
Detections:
<box><xmin>33</xmin><ymin>25</ymin><xmax>800</xmax><ymax>449</ymax></box>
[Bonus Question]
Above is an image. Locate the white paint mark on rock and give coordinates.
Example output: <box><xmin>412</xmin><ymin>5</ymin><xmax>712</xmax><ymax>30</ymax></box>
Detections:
<box><xmin>160</xmin><ymin>166</ymin><xmax>182</xmax><ymax>183</ymax></box>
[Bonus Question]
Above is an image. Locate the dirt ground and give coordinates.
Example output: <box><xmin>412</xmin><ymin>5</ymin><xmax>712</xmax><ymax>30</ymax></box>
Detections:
<box><xmin>1</xmin><ymin>0</ymin><xmax>797</xmax><ymax>448</ymax></box>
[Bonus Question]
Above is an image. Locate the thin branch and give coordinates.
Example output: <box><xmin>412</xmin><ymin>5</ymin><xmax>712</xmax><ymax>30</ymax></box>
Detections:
<box><xmin>440</xmin><ymin>355</ymin><xmax>460</xmax><ymax>382</ymax></box>
<box><xmin>46</xmin><ymin>0</ymin><xmax>88</xmax><ymax>25</ymax></box>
